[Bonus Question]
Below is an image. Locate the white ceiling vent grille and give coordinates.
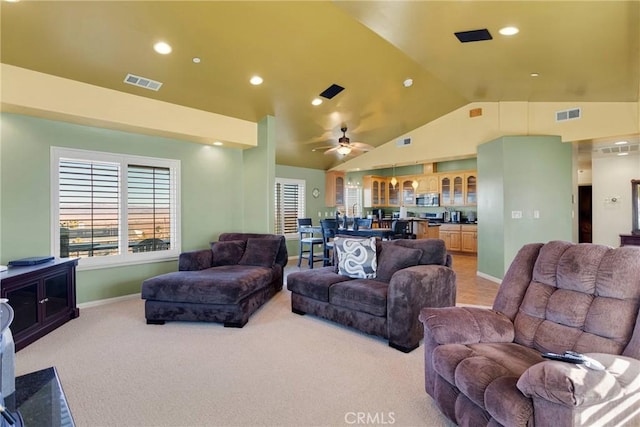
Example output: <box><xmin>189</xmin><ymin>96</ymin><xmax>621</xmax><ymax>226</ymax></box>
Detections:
<box><xmin>555</xmin><ymin>107</ymin><xmax>581</xmax><ymax>122</ymax></box>
<box><xmin>598</xmin><ymin>144</ymin><xmax>639</xmax><ymax>155</ymax></box>
<box><xmin>396</xmin><ymin>137</ymin><xmax>412</xmax><ymax>147</ymax></box>
<box><xmin>123</xmin><ymin>73</ymin><xmax>163</xmax><ymax>91</ymax></box>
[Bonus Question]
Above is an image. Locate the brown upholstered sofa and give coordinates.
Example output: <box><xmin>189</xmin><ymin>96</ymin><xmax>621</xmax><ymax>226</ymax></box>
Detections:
<box><xmin>420</xmin><ymin>241</ymin><xmax>640</xmax><ymax>426</ymax></box>
<box><xmin>287</xmin><ymin>238</ymin><xmax>456</xmax><ymax>352</ymax></box>
<box><xmin>141</xmin><ymin>233</ymin><xmax>287</xmax><ymax>327</ymax></box>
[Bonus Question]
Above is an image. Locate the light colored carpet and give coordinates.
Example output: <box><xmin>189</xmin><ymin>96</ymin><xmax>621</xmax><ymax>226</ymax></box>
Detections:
<box><xmin>15</xmin><ymin>289</ymin><xmax>454</xmax><ymax>427</ymax></box>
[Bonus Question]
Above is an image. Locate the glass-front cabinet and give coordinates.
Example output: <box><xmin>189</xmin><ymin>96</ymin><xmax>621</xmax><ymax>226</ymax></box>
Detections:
<box><xmin>465</xmin><ymin>173</ymin><xmax>477</xmax><ymax>205</ymax></box>
<box><xmin>388</xmin><ymin>180</ymin><xmax>399</xmax><ymax>206</ymax></box>
<box><xmin>440</xmin><ymin>175</ymin><xmax>452</xmax><ymax>205</ymax></box>
<box><xmin>402</xmin><ymin>179</ymin><xmax>416</xmax><ymax>206</ymax></box>
<box><xmin>363</xmin><ymin>176</ymin><xmax>387</xmax><ymax>207</ymax></box>
<box><xmin>325</xmin><ymin>171</ymin><xmax>345</xmax><ymax>207</ymax></box>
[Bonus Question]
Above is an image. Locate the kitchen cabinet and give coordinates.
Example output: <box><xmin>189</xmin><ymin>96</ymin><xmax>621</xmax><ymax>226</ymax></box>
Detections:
<box><xmin>401</xmin><ymin>179</ymin><xmax>416</xmax><ymax>206</ymax></box>
<box><xmin>1</xmin><ymin>258</ymin><xmax>79</xmax><ymax>351</ymax></box>
<box><xmin>363</xmin><ymin>176</ymin><xmax>387</xmax><ymax>207</ymax></box>
<box><xmin>325</xmin><ymin>171</ymin><xmax>345</xmax><ymax>207</ymax></box>
<box><xmin>388</xmin><ymin>180</ymin><xmax>399</xmax><ymax>206</ymax></box>
<box><xmin>439</xmin><ymin>224</ymin><xmax>461</xmax><ymax>251</ymax></box>
<box><xmin>461</xmin><ymin>225</ymin><xmax>478</xmax><ymax>253</ymax></box>
<box><xmin>465</xmin><ymin>173</ymin><xmax>477</xmax><ymax>205</ymax></box>
<box><xmin>440</xmin><ymin>170</ymin><xmax>477</xmax><ymax>206</ymax></box>
<box><xmin>415</xmin><ymin>222</ymin><xmax>440</xmax><ymax>239</ymax></box>
<box><xmin>416</xmin><ymin>174</ymin><xmax>439</xmax><ymax>193</ymax></box>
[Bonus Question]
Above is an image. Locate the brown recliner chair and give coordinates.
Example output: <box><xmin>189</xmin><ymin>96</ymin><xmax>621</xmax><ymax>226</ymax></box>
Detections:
<box><xmin>420</xmin><ymin>241</ymin><xmax>640</xmax><ymax>426</ymax></box>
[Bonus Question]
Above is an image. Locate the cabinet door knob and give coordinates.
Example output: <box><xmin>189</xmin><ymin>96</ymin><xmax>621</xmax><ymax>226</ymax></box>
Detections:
<box><xmin>39</xmin><ymin>298</ymin><xmax>49</xmax><ymax>304</ymax></box>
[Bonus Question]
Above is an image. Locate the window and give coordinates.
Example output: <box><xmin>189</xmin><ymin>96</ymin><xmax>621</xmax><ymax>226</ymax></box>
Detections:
<box><xmin>274</xmin><ymin>178</ymin><xmax>305</xmax><ymax>238</ymax></box>
<box><xmin>51</xmin><ymin>147</ymin><xmax>180</xmax><ymax>268</ymax></box>
<box><xmin>345</xmin><ymin>186</ymin><xmax>363</xmax><ymax>217</ymax></box>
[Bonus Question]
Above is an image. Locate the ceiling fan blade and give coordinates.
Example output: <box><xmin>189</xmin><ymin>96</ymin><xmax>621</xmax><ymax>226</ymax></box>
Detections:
<box><xmin>311</xmin><ymin>145</ymin><xmax>336</xmax><ymax>151</ymax></box>
<box><xmin>323</xmin><ymin>146</ymin><xmax>341</xmax><ymax>155</ymax></box>
<box><xmin>350</xmin><ymin>142</ymin><xmax>374</xmax><ymax>151</ymax></box>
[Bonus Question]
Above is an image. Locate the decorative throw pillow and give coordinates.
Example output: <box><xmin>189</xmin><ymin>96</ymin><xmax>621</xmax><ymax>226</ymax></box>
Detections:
<box><xmin>376</xmin><ymin>244</ymin><xmax>423</xmax><ymax>283</ymax></box>
<box><xmin>210</xmin><ymin>240</ymin><xmax>246</xmax><ymax>267</ymax></box>
<box><xmin>334</xmin><ymin>236</ymin><xmax>377</xmax><ymax>279</ymax></box>
<box><xmin>238</xmin><ymin>238</ymin><xmax>280</xmax><ymax>268</ymax></box>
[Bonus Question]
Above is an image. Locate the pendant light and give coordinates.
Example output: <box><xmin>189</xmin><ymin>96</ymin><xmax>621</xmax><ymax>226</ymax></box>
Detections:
<box><xmin>390</xmin><ymin>164</ymin><xmax>397</xmax><ymax>188</ymax></box>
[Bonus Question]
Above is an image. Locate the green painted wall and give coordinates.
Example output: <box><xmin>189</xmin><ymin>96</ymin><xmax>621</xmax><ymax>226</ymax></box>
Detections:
<box><xmin>1</xmin><ymin>113</ymin><xmax>245</xmax><ymax>303</ymax></box>
<box><xmin>243</xmin><ymin>116</ymin><xmax>275</xmax><ymax>233</ymax></box>
<box><xmin>478</xmin><ymin>135</ymin><xmax>573</xmax><ymax>280</ymax></box>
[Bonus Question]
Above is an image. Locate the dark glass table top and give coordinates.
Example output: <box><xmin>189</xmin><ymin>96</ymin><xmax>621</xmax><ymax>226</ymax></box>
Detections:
<box><xmin>15</xmin><ymin>367</ymin><xmax>74</xmax><ymax>427</ymax></box>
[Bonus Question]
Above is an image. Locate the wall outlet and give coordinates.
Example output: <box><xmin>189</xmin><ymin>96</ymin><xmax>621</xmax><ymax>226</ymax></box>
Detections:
<box><xmin>511</xmin><ymin>210</ymin><xmax>523</xmax><ymax>219</ymax></box>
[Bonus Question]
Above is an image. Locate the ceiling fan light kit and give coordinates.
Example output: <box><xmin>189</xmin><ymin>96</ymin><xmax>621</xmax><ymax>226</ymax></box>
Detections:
<box><xmin>322</xmin><ymin>126</ymin><xmax>374</xmax><ymax>157</ymax></box>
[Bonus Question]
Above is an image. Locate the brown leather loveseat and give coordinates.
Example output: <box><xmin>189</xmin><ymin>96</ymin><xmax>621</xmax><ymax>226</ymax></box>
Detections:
<box><xmin>420</xmin><ymin>241</ymin><xmax>640</xmax><ymax>426</ymax></box>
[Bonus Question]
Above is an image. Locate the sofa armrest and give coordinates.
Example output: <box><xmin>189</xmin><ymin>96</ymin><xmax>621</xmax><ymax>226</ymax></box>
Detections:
<box><xmin>517</xmin><ymin>354</ymin><xmax>640</xmax><ymax>407</ymax></box>
<box><xmin>178</xmin><ymin>249</ymin><xmax>212</xmax><ymax>271</ymax></box>
<box><xmin>386</xmin><ymin>264</ymin><xmax>456</xmax><ymax>352</ymax></box>
<box><xmin>419</xmin><ymin>306</ymin><xmax>515</xmax><ymax>345</ymax></box>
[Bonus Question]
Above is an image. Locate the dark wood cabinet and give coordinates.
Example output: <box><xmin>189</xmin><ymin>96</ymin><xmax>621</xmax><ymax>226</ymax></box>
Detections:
<box><xmin>0</xmin><ymin>258</ymin><xmax>79</xmax><ymax>351</ymax></box>
<box><xmin>620</xmin><ymin>234</ymin><xmax>640</xmax><ymax>247</ymax></box>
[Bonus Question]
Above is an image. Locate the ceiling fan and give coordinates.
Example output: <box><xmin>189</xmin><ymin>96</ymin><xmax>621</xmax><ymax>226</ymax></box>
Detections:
<box><xmin>316</xmin><ymin>126</ymin><xmax>374</xmax><ymax>156</ymax></box>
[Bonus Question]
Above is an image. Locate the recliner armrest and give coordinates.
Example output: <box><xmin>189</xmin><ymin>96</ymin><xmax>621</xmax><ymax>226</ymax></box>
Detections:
<box><xmin>517</xmin><ymin>353</ymin><xmax>640</xmax><ymax>407</ymax></box>
<box><xmin>386</xmin><ymin>264</ymin><xmax>456</xmax><ymax>351</ymax></box>
<box><xmin>178</xmin><ymin>249</ymin><xmax>213</xmax><ymax>271</ymax></box>
<box><xmin>419</xmin><ymin>306</ymin><xmax>515</xmax><ymax>345</ymax></box>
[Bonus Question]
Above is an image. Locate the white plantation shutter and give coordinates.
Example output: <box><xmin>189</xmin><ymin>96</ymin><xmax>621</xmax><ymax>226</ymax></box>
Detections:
<box><xmin>127</xmin><ymin>165</ymin><xmax>172</xmax><ymax>252</ymax></box>
<box><xmin>52</xmin><ymin>147</ymin><xmax>180</xmax><ymax>267</ymax></box>
<box><xmin>58</xmin><ymin>160</ymin><xmax>120</xmax><ymax>256</ymax></box>
<box><xmin>275</xmin><ymin>178</ymin><xmax>305</xmax><ymax>237</ymax></box>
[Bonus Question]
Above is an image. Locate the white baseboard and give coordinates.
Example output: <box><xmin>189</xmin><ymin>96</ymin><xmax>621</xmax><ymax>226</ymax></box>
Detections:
<box><xmin>477</xmin><ymin>271</ymin><xmax>502</xmax><ymax>285</ymax></box>
<box><xmin>78</xmin><ymin>293</ymin><xmax>140</xmax><ymax>309</ymax></box>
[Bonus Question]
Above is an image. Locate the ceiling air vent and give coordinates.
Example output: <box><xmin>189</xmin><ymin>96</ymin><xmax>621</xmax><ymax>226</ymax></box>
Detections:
<box><xmin>124</xmin><ymin>73</ymin><xmax>163</xmax><ymax>91</ymax></box>
<box><xmin>556</xmin><ymin>107</ymin><xmax>581</xmax><ymax>122</ymax></box>
<box><xmin>319</xmin><ymin>83</ymin><xmax>345</xmax><ymax>100</ymax></box>
<box><xmin>396</xmin><ymin>137</ymin><xmax>412</xmax><ymax>147</ymax></box>
<box><xmin>599</xmin><ymin>144</ymin><xmax>639</xmax><ymax>155</ymax></box>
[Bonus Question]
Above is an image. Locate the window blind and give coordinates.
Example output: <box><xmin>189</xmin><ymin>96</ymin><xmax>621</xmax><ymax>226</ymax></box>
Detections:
<box><xmin>59</xmin><ymin>160</ymin><xmax>120</xmax><ymax>257</ymax></box>
<box><xmin>275</xmin><ymin>179</ymin><xmax>305</xmax><ymax>236</ymax></box>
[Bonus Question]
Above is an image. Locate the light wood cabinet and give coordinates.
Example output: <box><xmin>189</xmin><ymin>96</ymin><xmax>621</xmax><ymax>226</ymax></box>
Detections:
<box><xmin>388</xmin><ymin>180</ymin><xmax>400</xmax><ymax>206</ymax></box>
<box><xmin>439</xmin><ymin>170</ymin><xmax>477</xmax><ymax>206</ymax></box>
<box><xmin>465</xmin><ymin>173</ymin><xmax>477</xmax><ymax>205</ymax></box>
<box><xmin>401</xmin><ymin>179</ymin><xmax>416</xmax><ymax>206</ymax></box>
<box><xmin>439</xmin><ymin>224</ymin><xmax>461</xmax><ymax>251</ymax></box>
<box><xmin>415</xmin><ymin>222</ymin><xmax>440</xmax><ymax>239</ymax></box>
<box><xmin>325</xmin><ymin>171</ymin><xmax>345</xmax><ymax>207</ymax></box>
<box><xmin>363</xmin><ymin>176</ymin><xmax>387</xmax><ymax>207</ymax></box>
<box><xmin>461</xmin><ymin>225</ymin><xmax>478</xmax><ymax>253</ymax></box>
<box><xmin>439</xmin><ymin>224</ymin><xmax>477</xmax><ymax>253</ymax></box>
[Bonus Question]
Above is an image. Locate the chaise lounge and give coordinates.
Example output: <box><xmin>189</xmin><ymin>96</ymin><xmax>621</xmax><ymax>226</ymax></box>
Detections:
<box><xmin>141</xmin><ymin>233</ymin><xmax>287</xmax><ymax>327</ymax></box>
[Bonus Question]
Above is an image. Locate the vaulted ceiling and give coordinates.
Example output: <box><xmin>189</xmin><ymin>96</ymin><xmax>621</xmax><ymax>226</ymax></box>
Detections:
<box><xmin>2</xmin><ymin>1</ymin><xmax>639</xmax><ymax>170</ymax></box>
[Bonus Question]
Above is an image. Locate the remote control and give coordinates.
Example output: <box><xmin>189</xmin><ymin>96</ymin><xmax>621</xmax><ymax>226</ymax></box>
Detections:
<box><xmin>542</xmin><ymin>351</ymin><xmax>605</xmax><ymax>370</ymax></box>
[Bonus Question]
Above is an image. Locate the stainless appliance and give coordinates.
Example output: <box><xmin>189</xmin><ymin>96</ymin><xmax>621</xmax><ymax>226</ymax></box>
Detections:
<box><xmin>415</xmin><ymin>193</ymin><xmax>439</xmax><ymax>207</ymax></box>
<box><xmin>450</xmin><ymin>211</ymin><xmax>461</xmax><ymax>223</ymax></box>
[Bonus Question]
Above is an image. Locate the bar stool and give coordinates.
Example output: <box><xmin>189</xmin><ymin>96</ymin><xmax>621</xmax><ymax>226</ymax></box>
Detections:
<box><xmin>297</xmin><ymin>218</ymin><xmax>324</xmax><ymax>268</ymax></box>
<box><xmin>320</xmin><ymin>219</ymin><xmax>339</xmax><ymax>266</ymax></box>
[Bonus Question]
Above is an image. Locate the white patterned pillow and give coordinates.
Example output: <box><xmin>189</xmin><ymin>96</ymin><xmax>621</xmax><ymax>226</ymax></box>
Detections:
<box><xmin>334</xmin><ymin>237</ymin><xmax>377</xmax><ymax>279</ymax></box>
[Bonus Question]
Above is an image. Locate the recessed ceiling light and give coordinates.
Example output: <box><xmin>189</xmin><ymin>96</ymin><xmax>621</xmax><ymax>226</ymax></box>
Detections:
<box><xmin>403</xmin><ymin>78</ymin><xmax>413</xmax><ymax>88</ymax></box>
<box><xmin>4</xmin><ymin>0</ymin><xmax>20</xmax><ymax>3</ymax></box>
<box><xmin>192</xmin><ymin>57</ymin><xmax>201</xmax><ymax>64</ymax></box>
<box><xmin>153</xmin><ymin>42</ymin><xmax>172</xmax><ymax>55</ymax></box>
<box><xmin>499</xmin><ymin>26</ymin><xmax>519</xmax><ymax>36</ymax></box>
<box><xmin>213</xmin><ymin>141</ymin><xmax>223</xmax><ymax>146</ymax></box>
<box><xmin>614</xmin><ymin>140</ymin><xmax>629</xmax><ymax>145</ymax></box>
<box><xmin>250</xmin><ymin>76</ymin><xmax>263</xmax><ymax>85</ymax></box>
<box><xmin>530</xmin><ymin>72</ymin><xmax>539</xmax><ymax>77</ymax></box>
<box><xmin>311</xmin><ymin>98</ymin><xmax>323</xmax><ymax>106</ymax></box>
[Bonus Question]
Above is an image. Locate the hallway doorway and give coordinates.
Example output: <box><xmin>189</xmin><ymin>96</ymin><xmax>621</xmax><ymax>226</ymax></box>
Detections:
<box><xmin>578</xmin><ymin>185</ymin><xmax>592</xmax><ymax>243</ymax></box>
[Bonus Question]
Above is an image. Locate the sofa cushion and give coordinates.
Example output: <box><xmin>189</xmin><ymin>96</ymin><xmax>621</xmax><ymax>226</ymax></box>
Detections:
<box><xmin>329</xmin><ymin>279</ymin><xmax>388</xmax><ymax>317</ymax></box>
<box><xmin>210</xmin><ymin>240</ymin><xmax>246</xmax><ymax>266</ymax></box>
<box><xmin>219</xmin><ymin>233</ymin><xmax>288</xmax><ymax>267</ymax></box>
<box><xmin>239</xmin><ymin>238</ymin><xmax>280</xmax><ymax>268</ymax></box>
<box><xmin>334</xmin><ymin>236</ymin><xmax>377</xmax><ymax>279</ymax></box>
<box><xmin>376</xmin><ymin>244</ymin><xmax>422</xmax><ymax>283</ymax></box>
<box><xmin>141</xmin><ymin>265</ymin><xmax>274</xmax><ymax>304</ymax></box>
<box><xmin>393</xmin><ymin>238</ymin><xmax>447</xmax><ymax>265</ymax></box>
<box><xmin>286</xmin><ymin>267</ymin><xmax>353</xmax><ymax>302</ymax></box>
